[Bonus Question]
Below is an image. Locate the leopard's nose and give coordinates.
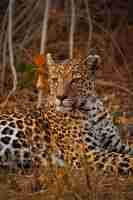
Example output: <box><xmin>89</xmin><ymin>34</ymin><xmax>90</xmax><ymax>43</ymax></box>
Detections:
<box><xmin>56</xmin><ymin>95</ymin><xmax>67</xmax><ymax>101</ymax></box>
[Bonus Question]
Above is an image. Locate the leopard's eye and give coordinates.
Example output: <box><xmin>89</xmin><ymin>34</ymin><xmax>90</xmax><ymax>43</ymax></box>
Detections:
<box><xmin>69</xmin><ymin>78</ymin><xmax>80</xmax><ymax>90</ymax></box>
<box><xmin>70</xmin><ymin>79</ymin><xmax>76</xmax><ymax>88</ymax></box>
<box><xmin>71</xmin><ymin>77</ymin><xmax>81</xmax><ymax>87</ymax></box>
<box><xmin>70</xmin><ymin>77</ymin><xmax>80</xmax><ymax>84</ymax></box>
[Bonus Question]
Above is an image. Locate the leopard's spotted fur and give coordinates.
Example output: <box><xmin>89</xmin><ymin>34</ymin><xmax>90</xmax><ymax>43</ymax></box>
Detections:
<box><xmin>0</xmin><ymin>110</ymin><xmax>51</xmax><ymax>168</ymax></box>
<box><xmin>0</xmin><ymin>54</ymin><xmax>132</xmax><ymax>177</ymax></box>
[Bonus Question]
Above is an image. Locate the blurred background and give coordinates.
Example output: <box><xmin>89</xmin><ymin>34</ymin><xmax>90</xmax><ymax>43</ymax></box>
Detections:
<box><xmin>0</xmin><ymin>0</ymin><xmax>132</xmax><ymax>112</ymax></box>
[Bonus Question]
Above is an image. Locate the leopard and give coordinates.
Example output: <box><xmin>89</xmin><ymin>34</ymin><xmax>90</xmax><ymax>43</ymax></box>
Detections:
<box><xmin>0</xmin><ymin>53</ymin><xmax>132</xmax><ymax>177</ymax></box>
<box><xmin>45</xmin><ymin>52</ymin><xmax>133</xmax><ymax>176</ymax></box>
<box><xmin>46</xmin><ymin>53</ymin><xmax>133</xmax><ymax>156</ymax></box>
<box><xmin>46</xmin><ymin>52</ymin><xmax>98</xmax><ymax>107</ymax></box>
<box><xmin>0</xmin><ymin>104</ymin><xmax>88</xmax><ymax>170</ymax></box>
<box><xmin>43</xmin><ymin>105</ymin><xmax>133</xmax><ymax>176</ymax></box>
<box><xmin>0</xmin><ymin>105</ymin><xmax>133</xmax><ymax>176</ymax></box>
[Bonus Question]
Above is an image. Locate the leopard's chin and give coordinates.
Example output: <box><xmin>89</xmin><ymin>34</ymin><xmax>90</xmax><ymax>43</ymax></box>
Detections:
<box><xmin>56</xmin><ymin>106</ymin><xmax>73</xmax><ymax>113</ymax></box>
<box><xmin>55</xmin><ymin>98</ymin><xmax>74</xmax><ymax>112</ymax></box>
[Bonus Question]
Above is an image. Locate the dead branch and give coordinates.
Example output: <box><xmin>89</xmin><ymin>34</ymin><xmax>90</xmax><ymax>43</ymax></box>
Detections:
<box><xmin>14</xmin><ymin>2</ymin><xmax>39</xmax><ymax>38</ymax></box>
<box><xmin>0</xmin><ymin>8</ymin><xmax>8</xmax><ymax>58</ymax></box>
<box><xmin>40</xmin><ymin>0</ymin><xmax>50</xmax><ymax>54</ymax></box>
<box><xmin>69</xmin><ymin>0</ymin><xmax>76</xmax><ymax>60</ymax></box>
<box><xmin>37</xmin><ymin>0</ymin><xmax>50</xmax><ymax>108</ymax></box>
<box><xmin>0</xmin><ymin>8</ymin><xmax>8</xmax><ymax>94</ymax></box>
<box><xmin>20</xmin><ymin>0</ymin><xmax>41</xmax><ymax>48</ymax></box>
<box><xmin>1</xmin><ymin>35</ymin><xmax>8</xmax><ymax>94</ymax></box>
<box><xmin>93</xmin><ymin>20</ymin><xmax>130</xmax><ymax>81</ymax></box>
<box><xmin>1</xmin><ymin>0</ymin><xmax>17</xmax><ymax>107</ymax></box>
<box><xmin>13</xmin><ymin>0</ymin><xmax>36</xmax><ymax>32</ymax></box>
<box><xmin>75</xmin><ymin>13</ymin><xmax>129</xmax><ymax>82</ymax></box>
<box><xmin>20</xmin><ymin>24</ymin><xmax>41</xmax><ymax>48</ymax></box>
<box><xmin>84</xmin><ymin>0</ymin><xmax>93</xmax><ymax>52</ymax></box>
<box><xmin>96</xmin><ymin>79</ymin><xmax>133</xmax><ymax>96</ymax></box>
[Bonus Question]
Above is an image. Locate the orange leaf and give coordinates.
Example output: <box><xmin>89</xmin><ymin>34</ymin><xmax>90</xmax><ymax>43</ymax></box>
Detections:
<box><xmin>34</xmin><ymin>54</ymin><xmax>45</xmax><ymax>66</ymax></box>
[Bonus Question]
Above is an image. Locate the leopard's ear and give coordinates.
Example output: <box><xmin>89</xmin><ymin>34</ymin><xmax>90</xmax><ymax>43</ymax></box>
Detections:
<box><xmin>46</xmin><ymin>53</ymin><xmax>55</xmax><ymax>65</ymax></box>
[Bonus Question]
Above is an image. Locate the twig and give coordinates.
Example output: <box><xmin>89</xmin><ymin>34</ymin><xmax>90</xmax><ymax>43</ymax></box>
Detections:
<box><xmin>37</xmin><ymin>90</ymin><xmax>44</xmax><ymax>109</ymax></box>
<box><xmin>40</xmin><ymin>0</ymin><xmax>50</xmax><ymax>54</ymax></box>
<box><xmin>96</xmin><ymin>79</ymin><xmax>133</xmax><ymax>96</ymax></box>
<box><xmin>0</xmin><ymin>8</ymin><xmax>8</xmax><ymax>94</ymax></box>
<box><xmin>92</xmin><ymin>20</ymin><xmax>129</xmax><ymax>81</ymax></box>
<box><xmin>20</xmin><ymin>23</ymin><xmax>41</xmax><ymax>48</ymax></box>
<box><xmin>20</xmin><ymin>0</ymin><xmax>41</xmax><ymax>48</ymax></box>
<box><xmin>37</xmin><ymin>0</ymin><xmax>50</xmax><ymax>108</ymax></box>
<box><xmin>94</xmin><ymin>22</ymin><xmax>129</xmax><ymax>80</ymax></box>
<box><xmin>1</xmin><ymin>34</ymin><xmax>8</xmax><ymax>94</ymax></box>
<box><xmin>69</xmin><ymin>0</ymin><xmax>76</xmax><ymax>60</ymax></box>
<box><xmin>1</xmin><ymin>0</ymin><xmax>17</xmax><ymax>107</ymax></box>
<box><xmin>75</xmin><ymin>14</ymin><xmax>129</xmax><ymax>81</ymax></box>
<box><xmin>13</xmin><ymin>0</ymin><xmax>36</xmax><ymax>34</ymax></box>
<box><xmin>84</xmin><ymin>0</ymin><xmax>93</xmax><ymax>51</ymax></box>
<box><xmin>0</xmin><ymin>8</ymin><xmax>8</xmax><ymax>58</ymax></box>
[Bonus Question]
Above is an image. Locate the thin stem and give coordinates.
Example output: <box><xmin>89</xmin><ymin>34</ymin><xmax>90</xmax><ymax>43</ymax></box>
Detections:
<box><xmin>84</xmin><ymin>0</ymin><xmax>93</xmax><ymax>52</ymax></box>
<box><xmin>74</xmin><ymin>13</ymin><xmax>129</xmax><ymax>81</ymax></box>
<box><xmin>37</xmin><ymin>90</ymin><xmax>44</xmax><ymax>108</ymax></box>
<box><xmin>37</xmin><ymin>0</ymin><xmax>50</xmax><ymax>108</ymax></box>
<box><xmin>1</xmin><ymin>0</ymin><xmax>17</xmax><ymax>107</ymax></box>
<box><xmin>69</xmin><ymin>0</ymin><xmax>76</xmax><ymax>60</ymax></box>
<box><xmin>0</xmin><ymin>8</ymin><xmax>8</xmax><ymax>59</ymax></box>
<box><xmin>1</xmin><ymin>35</ymin><xmax>8</xmax><ymax>94</ymax></box>
<box><xmin>0</xmin><ymin>8</ymin><xmax>8</xmax><ymax>94</ymax></box>
<box><xmin>40</xmin><ymin>0</ymin><xmax>50</xmax><ymax>54</ymax></box>
<box><xmin>96</xmin><ymin>79</ymin><xmax>133</xmax><ymax>96</ymax></box>
<box><xmin>20</xmin><ymin>0</ymin><xmax>41</xmax><ymax>48</ymax></box>
<box><xmin>13</xmin><ymin>0</ymin><xmax>36</xmax><ymax>32</ymax></box>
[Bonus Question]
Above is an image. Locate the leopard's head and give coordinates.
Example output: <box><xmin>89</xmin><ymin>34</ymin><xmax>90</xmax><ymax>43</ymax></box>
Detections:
<box><xmin>46</xmin><ymin>53</ymin><xmax>101</xmax><ymax>112</ymax></box>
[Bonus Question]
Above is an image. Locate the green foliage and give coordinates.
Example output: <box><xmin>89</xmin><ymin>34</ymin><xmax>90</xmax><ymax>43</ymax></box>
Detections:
<box><xmin>16</xmin><ymin>63</ymin><xmax>35</xmax><ymax>73</ymax></box>
<box><xmin>17</xmin><ymin>78</ymin><xmax>35</xmax><ymax>88</ymax></box>
<box><xmin>112</xmin><ymin>112</ymin><xmax>123</xmax><ymax>126</ymax></box>
<box><xmin>16</xmin><ymin>62</ymin><xmax>36</xmax><ymax>88</ymax></box>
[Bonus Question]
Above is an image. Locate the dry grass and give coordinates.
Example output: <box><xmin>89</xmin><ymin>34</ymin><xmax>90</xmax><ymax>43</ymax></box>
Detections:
<box><xmin>0</xmin><ymin>163</ymin><xmax>133</xmax><ymax>200</ymax></box>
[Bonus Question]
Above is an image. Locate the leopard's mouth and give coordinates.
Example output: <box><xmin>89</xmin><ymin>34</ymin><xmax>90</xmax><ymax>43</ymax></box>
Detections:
<box><xmin>55</xmin><ymin>97</ymin><xmax>76</xmax><ymax>112</ymax></box>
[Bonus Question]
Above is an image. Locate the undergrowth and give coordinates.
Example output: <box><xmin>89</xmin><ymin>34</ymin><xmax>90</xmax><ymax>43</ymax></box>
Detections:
<box><xmin>0</xmin><ymin>163</ymin><xmax>133</xmax><ymax>200</ymax></box>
